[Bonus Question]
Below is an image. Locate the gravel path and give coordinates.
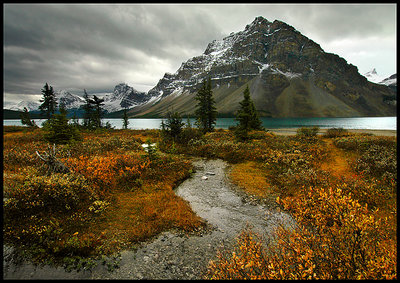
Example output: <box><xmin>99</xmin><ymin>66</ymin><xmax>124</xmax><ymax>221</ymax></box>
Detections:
<box><xmin>3</xmin><ymin>158</ymin><xmax>293</xmax><ymax>280</ymax></box>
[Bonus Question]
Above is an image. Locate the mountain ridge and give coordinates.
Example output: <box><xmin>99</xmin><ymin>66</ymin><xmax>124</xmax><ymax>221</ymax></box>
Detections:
<box><xmin>126</xmin><ymin>16</ymin><xmax>396</xmax><ymax>118</ymax></box>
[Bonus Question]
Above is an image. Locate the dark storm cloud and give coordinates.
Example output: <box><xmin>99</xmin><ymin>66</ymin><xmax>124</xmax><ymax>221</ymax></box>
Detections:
<box><xmin>4</xmin><ymin>5</ymin><xmax>212</xmax><ymax>61</ymax></box>
<box><xmin>4</xmin><ymin>4</ymin><xmax>224</xmax><ymax>100</ymax></box>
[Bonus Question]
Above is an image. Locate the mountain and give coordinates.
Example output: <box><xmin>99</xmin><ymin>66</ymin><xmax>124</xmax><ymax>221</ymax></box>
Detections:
<box><xmin>4</xmin><ymin>91</ymin><xmax>84</xmax><ymax>112</ymax></box>
<box><xmin>3</xmin><ymin>83</ymin><xmax>152</xmax><ymax>116</ymax></box>
<box><xmin>363</xmin><ymin>68</ymin><xmax>396</xmax><ymax>87</ymax></box>
<box><xmin>362</xmin><ymin>70</ymin><xmax>397</xmax><ymax>99</ymax></box>
<box><xmin>379</xmin><ymin>74</ymin><xmax>396</xmax><ymax>94</ymax></box>
<box><xmin>56</xmin><ymin>90</ymin><xmax>85</xmax><ymax>109</ymax></box>
<box><xmin>380</xmin><ymin>74</ymin><xmax>396</xmax><ymax>86</ymax></box>
<box><xmin>102</xmin><ymin>83</ymin><xmax>153</xmax><ymax>113</ymax></box>
<box><xmin>363</xmin><ymin>68</ymin><xmax>386</xmax><ymax>84</ymax></box>
<box><xmin>127</xmin><ymin>16</ymin><xmax>396</xmax><ymax>118</ymax></box>
<box><xmin>6</xmin><ymin>101</ymin><xmax>41</xmax><ymax>112</ymax></box>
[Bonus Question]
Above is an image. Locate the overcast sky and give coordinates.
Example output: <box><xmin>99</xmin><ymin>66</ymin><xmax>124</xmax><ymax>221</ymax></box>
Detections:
<box><xmin>3</xmin><ymin>3</ymin><xmax>397</xmax><ymax>104</ymax></box>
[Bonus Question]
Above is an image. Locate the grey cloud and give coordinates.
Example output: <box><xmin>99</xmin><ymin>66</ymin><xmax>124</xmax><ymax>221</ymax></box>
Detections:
<box><xmin>4</xmin><ymin>4</ymin><xmax>224</xmax><ymax>99</ymax></box>
<box><xmin>274</xmin><ymin>4</ymin><xmax>396</xmax><ymax>43</ymax></box>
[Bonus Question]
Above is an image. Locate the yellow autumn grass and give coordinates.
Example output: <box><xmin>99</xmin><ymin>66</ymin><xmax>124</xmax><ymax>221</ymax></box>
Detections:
<box><xmin>230</xmin><ymin>161</ymin><xmax>273</xmax><ymax>199</ymax></box>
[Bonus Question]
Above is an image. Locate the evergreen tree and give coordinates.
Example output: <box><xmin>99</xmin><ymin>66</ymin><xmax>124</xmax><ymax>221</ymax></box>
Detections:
<box><xmin>161</xmin><ymin>111</ymin><xmax>185</xmax><ymax>141</ymax></box>
<box><xmin>205</xmin><ymin>78</ymin><xmax>218</xmax><ymax>132</ymax></box>
<box><xmin>195</xmin><ymin>80</ymin><xmax>207</xmax><ymax>131</ymax></box>
<box><xmin>122</xmin><ymin>108</ymin><xmax>129</xmax><ymax>129</ymax></box>
<box><xmin>20</xmin><ymin>107</ymin><xmax>37</xmax><ymax>128</ymax></box>
<box><xmin>81</xmin><ymin>89</ymin><xmax>106</xmax><ymax>129</ymax></box>
<box><xmin>39</xmin><ymin>83</ymin><xmax>58</xmax><ymax>120</ymax></box>
<box><xmin>235</xmin><ymin>85</ymin><xmax>263</xmax><ymax>140</ymax></box>
<box><xmin>89</xmin><ymin>95</ymin><xmax>105</xmax><ymax>128</ymax></box>
<box><xmin>195</xmin><ymin>77</ymin><xmax>217</xmax><ymax>133</ymax></box>
<box><xmin>42</xmin><ymin>105</ymin><xmax>81</xmax><ymax>144</ymax></box>
<box><xmin>81</xmin><ymin>89</ymin><xmax>94</xmax><ymax>128</ymax></box>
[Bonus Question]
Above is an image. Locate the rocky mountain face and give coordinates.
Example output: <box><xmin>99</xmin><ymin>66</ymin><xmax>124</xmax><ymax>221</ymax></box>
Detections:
<box><xmin>379</xmin><ymin>74</ymin><xmax>397</xmax><ymax>93</ymax></box>
<box><xmin>102</xmin><ymin>83</ymin><xmax>152</xmax><ymax>113</ymax></box>
<box><xmin>129</xmin><ymin>16</ymin><xmax>396</xmax><ymax>118</ymax></box>
<box><xmin>6</xmin><ymin>101</ymin><xmax>41</xmax><ymax>112</ymax></box>
<box><xmin>363</xmin><ymin>68</ymin><xmax>384</xmax><ymax>84</ymax></box>
<box><xmin>57</xmin><ymin>90</ymin><xmax>85</xmax><ymax>109</ymax></box>
<box><xmin>362</xmin><ymin>69</ymin><xmax>396</xmax><ymax>105</ymax></box>
<box><xmin>5</xmin><ymin>90</ymin><xmax>85</xmax><ymax>112</ymax></box>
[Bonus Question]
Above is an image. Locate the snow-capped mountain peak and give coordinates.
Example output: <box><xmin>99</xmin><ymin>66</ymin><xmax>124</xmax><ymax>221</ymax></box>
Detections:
<box><xmin>379</xmin><ymin>74</ymin><xmax>396</xmax><ymax>86</ymax></box>
<box><xmin>365</xmin><ymin>68</ymin><xmax>377</xmax><ymax>76</ymax></box>
<box><xmin>6</xmin><ymin>101</ymin><xmax>41</xmax><ymax>112</ymax></box>
<box><xmin>56</xmin><ymin>90</ymin><xmax>85</xmax><ymax>109</ymax></box>
<box><xmin>363</xmin><ymin>68</ymin><xmax>396</xmax><ymax>90</ymax></box>
<box><xmin>101</xmin><ymin>82</ymin><xmax>151</xmax><ymax>113</ymax></box>
<box><xmin>363</xmin><ymin>68</ymin><xmax>386</xmax><ymax>84</ymax></box>
<box><xmin>3</xmin><ymin>82</ymin><xmax>156</xmax><ymax>114</ymax></box>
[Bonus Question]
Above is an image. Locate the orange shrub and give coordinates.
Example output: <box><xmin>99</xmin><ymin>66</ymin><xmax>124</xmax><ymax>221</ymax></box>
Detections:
<box><xmin>207</xmin><ymin>185</ymin><xmax>397</xmax><ymax>279</ymax></box>
<box><xmin>64</xmin><ymin>152</ymin><xmax>151</xmax><ymax>193</ymax></box>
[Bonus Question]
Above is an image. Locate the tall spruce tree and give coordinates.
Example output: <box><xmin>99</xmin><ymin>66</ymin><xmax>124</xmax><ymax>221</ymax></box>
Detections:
<box><xmin>89</xmin><ymin>95</ymin><xmax>105</xmax><ymax>128</ymax></box>
<box><xmin>235</xmin><ymin>85</ymin><xmax>263</xmax><ymax>140</ymax></box>
<box><xmin>39</xmin><ymin>83</ymin><xmax>58</xmax><ymax>120</ymax></box>
<box><xmin>195</xmin><ymin>80</ymin><xmax>207</xmax><ymax>131</ymax></box>
<box><xmin>122</xmin><ymin>108</ymin><xmax>129</xmax><ymax>129</ymax></box>
<box><xmin>195</xmin><ymin>77</ymin><xmax>217</xmax><ymax>133</ymax></box>
<box><xmin>81</xmin><ymin>89</ymin><xmax>94</xmax><ymax>128</ymax></box>
<box><xmin>161</xmin><ymin>111</ymin><xmax>185</xmax><ymax>141</ymax></box>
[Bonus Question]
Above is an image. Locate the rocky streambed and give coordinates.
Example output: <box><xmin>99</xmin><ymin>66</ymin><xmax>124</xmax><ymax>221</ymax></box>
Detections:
<box><xmin>3</xmin><ymin>158</ymin><xmax>294</xmax><ymax>279</ymax></box>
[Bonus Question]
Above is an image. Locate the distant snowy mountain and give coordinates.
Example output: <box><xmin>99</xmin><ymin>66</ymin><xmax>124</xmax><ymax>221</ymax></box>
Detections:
<box><xmin>102</xmin><ymin>83</ymin><xmax>153</xmax><ymax>113</ymax></box>
<box><xmin>6</xmin><ymin>101</ymin><xmax>41</xmax><ymax>112</ymax></box>
<box><xmin>363</xmin><ymin>69</ymin><xmax>396</xmax><ymax>94</ymax></box>
<box><xmin>379</xmin><ymin>74</ymin><xmax>396</xmax><ymax>87</ymax></box>
<box><xmin>56</xmin><ymin>90</ymin><xmax>85</xmax><ymax>109</ymax></box>
<box><xmin>362</xmin><ymin>68</ymin><xmax>395</xmax><ymax>85</ymax></box>
<box><xmin>363</xmin><ymin>68</ymin><xmax>384</xmax><ymax>84</ymax></box>
<box><xmin>4</xmin><ymin>91</ymin><xmax>84</xmax><ymax>112</ymax></box>
<box><xmin>3</xmin><ymin>83</ymin><xmax>156</xmax><ymax>115</ymax></box>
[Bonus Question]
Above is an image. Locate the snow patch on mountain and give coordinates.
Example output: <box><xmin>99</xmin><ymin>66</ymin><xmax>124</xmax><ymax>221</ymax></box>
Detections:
<box><xmin>4</xmin><ymin>82</ymin><xmax>154</xmax><ymax>114</ymax></box>
<box><xmin>56</xmin><ymin>90</ymin><xmax>85</xmax><ymax>109</ymax></box>
<box><xmin>101</xmin><ymin>83</ymin><xmax>151</xmax><ymax>113</ymax></box>
<box><xmin>271</xmin><ymin>67</ymin><xmax>302</xmax><ymax>79</ymax></box>
<box><xmin>363</xmin><ymin>68</ymin><xmax>386</xmax><ymax>84</ymax></box>
<box><xmin>379</xmin><ymin>74</ymin><xmax>396</xmax><ymax>86</ymax></box>
<box><xmin>363</xmin><ymin>69</ymin><xmax>396</xmax><ymax>88</ymax></box>
<box><xmin>6</xmin><ymin>101</ymin><xmax>41</xmax><ymax>112</ymax></box>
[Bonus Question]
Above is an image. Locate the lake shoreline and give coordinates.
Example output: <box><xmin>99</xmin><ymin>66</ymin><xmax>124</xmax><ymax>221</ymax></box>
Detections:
<box><xmin>268</xmin><ymin>128</ymin><xmax>397</xmax><ymax>137</ymax></box>
<box><xmin>3</xmin><ymin>117</ymin><xmax>396</xmax><ymax>131</ymax></box>
<box><xmin>3</xmin><ymin>124</ymin><xmax>396</xmax><ymax>137</ymax></box>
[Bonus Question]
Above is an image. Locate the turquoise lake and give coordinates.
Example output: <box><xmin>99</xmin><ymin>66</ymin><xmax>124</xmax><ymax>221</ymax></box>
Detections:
<box><xmin>3</xmin><ymin>117</ymin><xmax>397</xmax><ymax>130</ymax></box>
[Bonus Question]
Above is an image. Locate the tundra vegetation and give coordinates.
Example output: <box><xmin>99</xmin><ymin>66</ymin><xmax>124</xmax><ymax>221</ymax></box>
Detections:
<box><xmin>3</xmin><ymin>123</ymin><xmax>396</xmax><ymax>279</ymax></box>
